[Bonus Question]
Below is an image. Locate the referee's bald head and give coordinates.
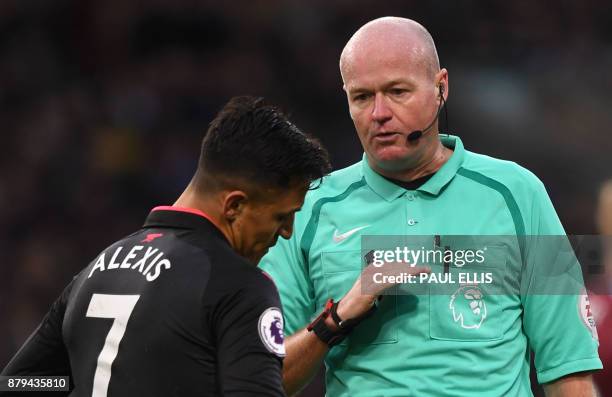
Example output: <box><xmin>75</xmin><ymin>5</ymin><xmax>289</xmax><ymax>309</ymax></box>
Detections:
<box><xmin>340</xmin><ymin>17</ymin><xmax>440</xmax><ymax>83</ymax></box>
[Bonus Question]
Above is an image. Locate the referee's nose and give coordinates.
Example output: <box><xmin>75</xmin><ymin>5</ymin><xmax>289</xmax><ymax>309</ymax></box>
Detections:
<box><xmin>372</xmin><ymin>92</ymin><xmax>393</xmax><ymax>125</ymax></box>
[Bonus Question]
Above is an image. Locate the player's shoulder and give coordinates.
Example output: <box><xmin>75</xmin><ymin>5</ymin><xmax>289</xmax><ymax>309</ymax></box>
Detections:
<box><xmin>460</xmin><ymin>149</ymin><xmax>546</xmax><ymax>196</ymax></box>
<box><xmin>211</xmin><ymin>244</ymin><xmax>279</xmax><ymax>293</ymax></box>
<box><xmin>304</xmin><ymin>160</ymin><xmax>364</xmax><ymax>206</ymax></box>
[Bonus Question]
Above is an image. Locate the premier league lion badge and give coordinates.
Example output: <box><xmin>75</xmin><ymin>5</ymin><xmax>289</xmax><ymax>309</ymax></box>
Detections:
<box><xmin>449</xmin><ymin>285</ymin><xmax>487</xmax><ymax>329</ymax></box>
<box><xmin>258</xmin><ymin>307</ymin><xmax>286</xmax><ymax>357</ymax></box>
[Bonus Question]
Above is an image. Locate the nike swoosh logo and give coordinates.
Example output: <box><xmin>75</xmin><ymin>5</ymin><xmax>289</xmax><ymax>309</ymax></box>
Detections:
<box><xmin>333</xmin><ymin>225</ymin><xmax>370</xmax><ymax>243</ymax></box>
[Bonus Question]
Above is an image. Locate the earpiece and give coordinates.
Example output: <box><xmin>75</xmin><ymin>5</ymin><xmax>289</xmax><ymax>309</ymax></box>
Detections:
<box><xmin>406</xmin><ymin>83</ymin><xmax>447</xmax><ymax>143</ymax></box>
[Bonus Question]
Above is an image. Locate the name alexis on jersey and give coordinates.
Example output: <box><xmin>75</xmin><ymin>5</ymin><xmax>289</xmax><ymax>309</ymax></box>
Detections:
<box><xmin>87</xmin><ymin>245</ymin><xmax>172</xmax><ymax>282</ymax></box>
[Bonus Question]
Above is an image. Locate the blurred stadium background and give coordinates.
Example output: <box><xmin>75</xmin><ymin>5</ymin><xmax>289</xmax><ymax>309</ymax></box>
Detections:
<box><xmin>1</xmin><ymin>1</ymin><xmax>611</xmax><ymax>395</ymax></box>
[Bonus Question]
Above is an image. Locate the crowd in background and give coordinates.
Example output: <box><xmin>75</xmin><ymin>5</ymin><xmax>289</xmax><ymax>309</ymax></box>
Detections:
<box><xmin>1</xmin><ymin>1</ymin><xmax>611</xmax><ymax>395</ymax></box>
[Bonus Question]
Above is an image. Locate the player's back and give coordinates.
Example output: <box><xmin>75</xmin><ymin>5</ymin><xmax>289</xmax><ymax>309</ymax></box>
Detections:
<box><xmin>61</xmin><ymin>208</ymin><xmax>285</xmax><ymax>396</ymax></box>
<box><xmin>63</xmin><ymin>232</ymin><xmax>210</xmax><ymax>396</ymax></box>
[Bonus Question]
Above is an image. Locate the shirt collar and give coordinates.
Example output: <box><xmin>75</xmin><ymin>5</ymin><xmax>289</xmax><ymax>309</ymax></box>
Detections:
<box><xmin>362</xmin><ymin>134</ymin><xmax>465</xmax><ymax>201</ymax></box>
<box><xmin>143</xmin><ymin>206</ymin><xmax>229</xmax><ymax>244</ymax></box>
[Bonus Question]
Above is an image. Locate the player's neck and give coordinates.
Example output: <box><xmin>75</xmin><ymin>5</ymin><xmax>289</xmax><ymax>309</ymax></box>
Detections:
<box><xmin>370</xmin><ymin>139</ymin><xmax>451</xmax><ymax>182</ymax></box>
<box><xmin>173</xmin><ymin>186</ymin><xmax>230</xmax><ymax>240</ymax></box>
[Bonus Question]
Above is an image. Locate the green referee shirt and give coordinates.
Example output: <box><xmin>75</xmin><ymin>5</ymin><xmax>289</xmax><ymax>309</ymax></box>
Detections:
<box><xmin>260</xmin><ymin>135</ymin><xmax>601</xmax><ymax>396</ymax></box>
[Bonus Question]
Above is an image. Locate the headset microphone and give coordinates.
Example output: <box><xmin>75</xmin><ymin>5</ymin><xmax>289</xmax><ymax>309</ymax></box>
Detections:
<box><xmin>407</xmin><ymin>84</ymin><xmax>446</xmax><ymax>142</ymax></box>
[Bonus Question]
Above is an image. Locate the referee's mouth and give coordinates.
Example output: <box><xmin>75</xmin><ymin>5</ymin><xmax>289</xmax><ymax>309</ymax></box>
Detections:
<box><xmin>372</xmin><ymin>131</ymin><xmax>402</xmax><ymax>143</ymax></box>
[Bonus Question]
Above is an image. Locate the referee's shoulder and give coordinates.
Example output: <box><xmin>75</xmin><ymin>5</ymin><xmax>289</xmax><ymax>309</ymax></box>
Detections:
<box><xmin>460</xmin><ymin>150</ymin><xmax>546</xmax><ymax>194</ymax></box>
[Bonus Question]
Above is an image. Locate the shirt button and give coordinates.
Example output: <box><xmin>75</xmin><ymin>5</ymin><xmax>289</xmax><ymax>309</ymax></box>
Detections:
<box><xmin>407</xmin><ymin>219</ymin><xmax>417</xmax><ymax>226</ymax></box>
<box><xmin>407</xmin><ymin>194</ymin><xmax>416</xmax><ymax>201</ymax></box>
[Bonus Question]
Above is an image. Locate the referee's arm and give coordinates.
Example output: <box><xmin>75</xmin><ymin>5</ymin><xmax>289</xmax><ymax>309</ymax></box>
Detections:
<box><xmin>543</xmin><ymin>372</ymin><xmax>597</xmax><ymax>397</ymax></box>
<box><xmin>280</xmin><ymin>278</ymin><xmax>376</xmax><ymax>395</ymax></box>
<box><xmin>282</xmin><ymin>264</ymin><xmax>428</xmax><ymax>395</ymax></box>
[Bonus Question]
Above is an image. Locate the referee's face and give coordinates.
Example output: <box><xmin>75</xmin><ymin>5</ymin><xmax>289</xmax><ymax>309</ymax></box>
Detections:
<box><xmin>234</xmin><ymin>183</ymin><xmax>307</xmax><ymax>264</ymax></box>
<box><xmin>342</xmin><ymin>40</ymin><xmax>445</xmax><ymax>172</ymax></box>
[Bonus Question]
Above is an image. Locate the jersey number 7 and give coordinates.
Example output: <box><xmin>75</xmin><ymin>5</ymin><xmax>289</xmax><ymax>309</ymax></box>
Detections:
<box><xmin>86</xmin><ymin>294</ymin><xmax>140</xmax><ymax>397</ymax></box>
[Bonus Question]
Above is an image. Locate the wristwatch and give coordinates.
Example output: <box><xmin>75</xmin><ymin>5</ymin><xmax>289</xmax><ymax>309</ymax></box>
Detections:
<box><xmin>307</xmin><ymin>298</ymin><xmax>377</xmax><ymax>347</ymax></box>
<box><xmin>307</xmin><ymin>299</ymin><xmax>345</xmax><ymax>346</ymax></box>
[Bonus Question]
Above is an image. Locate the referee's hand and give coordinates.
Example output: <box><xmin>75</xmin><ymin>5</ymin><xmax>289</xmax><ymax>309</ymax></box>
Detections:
<box><xmin>336</xmin><ymin>262</ymin><xmax>430</xmax><ymax>322</ymax></box>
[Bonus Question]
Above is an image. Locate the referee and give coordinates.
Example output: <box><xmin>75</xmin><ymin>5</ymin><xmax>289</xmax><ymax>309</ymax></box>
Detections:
<box><xmin>260</xmin><ymin>17</ymin><xmax>601</xmax><ymax>396</ymax></box>
<box><xmin>1</xmin><ymin>96</ymin><xmax>331</xmax><ymax>396</ymax></box>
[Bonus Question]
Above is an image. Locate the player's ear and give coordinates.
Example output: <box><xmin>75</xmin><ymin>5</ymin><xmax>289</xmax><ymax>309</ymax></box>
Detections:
<box><xmin>222</xmin><ymin>190</ymin><xmax>248</xmax><ymax>221</ymax></box>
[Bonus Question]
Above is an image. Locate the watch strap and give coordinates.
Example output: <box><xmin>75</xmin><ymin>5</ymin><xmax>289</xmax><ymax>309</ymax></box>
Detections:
<box><xmin>330</xmin><ymin>300</ymin><xmax>377</xmax><ymax>331</ymax></box>
<box><xmin>306</xmin><ymin>299</ymin><xmax>346</xmax><ymax>347</ymax></box>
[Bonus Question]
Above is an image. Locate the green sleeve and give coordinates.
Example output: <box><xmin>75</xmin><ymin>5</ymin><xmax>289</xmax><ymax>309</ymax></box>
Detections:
<box><xmin>521</xmin><ymin>180</ymin><xmax>602</xmax><ymax>384</ymax></box>
<box><xmin>260</xmin><ymin>231</ymin><xmax>315</xmax><ymax>336</ymax></box>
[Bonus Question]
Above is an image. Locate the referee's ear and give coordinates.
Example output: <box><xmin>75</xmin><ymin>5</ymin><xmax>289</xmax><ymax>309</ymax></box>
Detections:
<box><xmin>222</xmin><ymin>190</ymin><xmax>249</xmax><ymax>222</ymax></box>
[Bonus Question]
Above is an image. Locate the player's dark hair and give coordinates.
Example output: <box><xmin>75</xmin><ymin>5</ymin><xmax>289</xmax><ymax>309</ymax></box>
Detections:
<box><xmin>196</xmin><ymin>96</ymin><xmax>331</xmax><ymax>194</ymax></box>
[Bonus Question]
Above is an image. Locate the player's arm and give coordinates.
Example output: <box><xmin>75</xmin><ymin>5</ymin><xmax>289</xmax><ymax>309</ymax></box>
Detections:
<box><xmin>214</xmin><ymin>274</ymin><xmax>286</xmax><ymax>397</ymax></box>
<box><xmin>543</xmin><ymin>373</ymin><xmax>597</xmax><ymax>397</ymax></box>
<box><xmin>0</xmin><ymin>278</ymin><xmax>76</xmax><ymax>396</ymax></box>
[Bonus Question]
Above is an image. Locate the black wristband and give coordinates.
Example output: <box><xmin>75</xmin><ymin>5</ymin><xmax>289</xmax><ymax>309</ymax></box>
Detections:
<box><xmin>306</xmin><ymin>299</ymin><xmax>346</xmax><ymax>347</ymax></box>
<box><xmin>310</xmin><ymin>317</ymin><xmax>346</xmax><ymax>346</ymax></box>
<box><xmin>307</xmin><ymin>299</ymin><xmax>378</xmax><ymax>346</ymax></box>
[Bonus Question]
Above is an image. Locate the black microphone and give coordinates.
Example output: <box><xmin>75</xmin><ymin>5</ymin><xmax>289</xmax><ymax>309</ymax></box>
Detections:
<box><xmin>407</xmin><ymin>85</ymin><xmax>445</xmax><ymax>142</ymax></box>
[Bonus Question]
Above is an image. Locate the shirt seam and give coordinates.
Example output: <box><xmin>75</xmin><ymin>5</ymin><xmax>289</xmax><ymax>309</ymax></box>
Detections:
<box><xmin>299</xmin><ymin>177</ymin><xmax>367</xmax><ymax>260</ymax></box>
<box><xmin>456</xmin><ymin>167</ymin><xmax>527</xmax><ymax>266</ymax></box>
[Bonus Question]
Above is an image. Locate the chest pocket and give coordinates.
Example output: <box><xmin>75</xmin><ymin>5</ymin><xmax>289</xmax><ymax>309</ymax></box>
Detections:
<box><xmin>321</xmin><ymin>250</ymin><xmax>398</xmax><ymax>345</ymax></box>
<box><xmin>429</xmin><ymin>246</ymin><xmax>512</xmax><ymax>341</ymax></box>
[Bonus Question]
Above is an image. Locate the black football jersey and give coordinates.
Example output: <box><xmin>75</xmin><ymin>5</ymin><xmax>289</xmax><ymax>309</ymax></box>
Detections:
<box><xmin>2</xmin><ymin>207</ymin><xmax>287</xmax><ymax>397</ymax></box>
